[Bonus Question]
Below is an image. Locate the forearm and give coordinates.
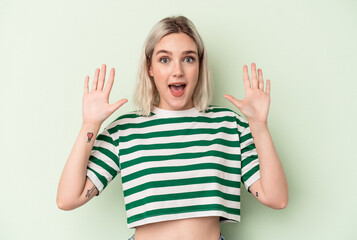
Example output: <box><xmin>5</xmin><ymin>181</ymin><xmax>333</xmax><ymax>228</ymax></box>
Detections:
<box><xmin>249</xmin><ymin>122</ymin><xmax>288</xmax><ymax>208</ymax></box>
<box><xmin>56</xmin><ymin>123</ymin><xmax>100</xmax><ymax>207</ymax></box>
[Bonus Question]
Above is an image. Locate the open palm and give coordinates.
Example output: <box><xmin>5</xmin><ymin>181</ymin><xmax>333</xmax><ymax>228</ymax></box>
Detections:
<box><xmin>83</xmin><ymin>64</ymin><xmax>128</xmax><ymax>125</ymax></box>
<box><xmin>224</xmin><ymin>63</ymin><xmax>271</xmax><ymax>124</ymax></box>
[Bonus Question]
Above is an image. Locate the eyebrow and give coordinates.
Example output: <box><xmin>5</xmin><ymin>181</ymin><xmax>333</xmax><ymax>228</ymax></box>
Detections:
<box><xmin>155</xmin><ymin>50</ymin><xmax>198</xmax><ymax>56</ymax></box>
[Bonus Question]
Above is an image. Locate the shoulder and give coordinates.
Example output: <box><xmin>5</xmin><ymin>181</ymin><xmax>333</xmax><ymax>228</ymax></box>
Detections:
<box><xmin>103</xmin><ymin>110</ymin><xmax>150</xmax><ymax>134</ymax></box>
<box><xmin>206</xmin><ymin>105</ymin><xmax>248</xmax><ymax>127</ymax></box>
<box><xmin>205</xmin><ymin>105</ymin><xmax>242</xmax><ymax>117</ymax></box>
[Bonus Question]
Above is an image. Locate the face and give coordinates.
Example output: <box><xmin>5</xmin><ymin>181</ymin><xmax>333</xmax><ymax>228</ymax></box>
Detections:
<box><xmin>149</xmin><ymin>33</ymin><xmax>199</xmax><ymax>111</ymax></box>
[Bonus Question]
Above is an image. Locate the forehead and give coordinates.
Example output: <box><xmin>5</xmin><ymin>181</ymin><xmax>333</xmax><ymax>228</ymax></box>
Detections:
<box><xmin>154</xmin><ymin>33</ymin><xmax>197</xmax><ymax>53</ymax></box>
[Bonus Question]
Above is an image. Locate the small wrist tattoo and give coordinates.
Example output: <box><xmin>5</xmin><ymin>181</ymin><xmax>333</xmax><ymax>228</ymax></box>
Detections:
<box><xmin>85</xmin><ymin>185</ymin><xmax>96</xmax><ymax>198</ymax></box>
<box><xmin>87</xmin><ymin>132</ymin><xmax>94</xmax><ymax>143</ymax></box>
<box><xmin>256</xmin><ymin>192</ymin><xmax>259</xmax><ymax>197</ymax></box>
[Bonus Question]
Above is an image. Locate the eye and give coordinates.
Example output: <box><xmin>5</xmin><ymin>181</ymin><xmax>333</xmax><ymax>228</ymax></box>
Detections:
<box><xmin>184</xmin><ymin>56</ymin><xmax>195</xmax><ymax>63</ymax></box>
<box><xmin>160</xmin><ymin>57</ymin><xmax>170</xmax><ymax>63</ymax></box>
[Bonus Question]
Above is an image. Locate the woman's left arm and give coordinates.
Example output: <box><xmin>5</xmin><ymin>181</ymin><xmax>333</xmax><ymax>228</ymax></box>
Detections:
<box><xmin>224</xmin><ymin>63</ymin><xmax>288</xmax><ymax>209</ymax></box>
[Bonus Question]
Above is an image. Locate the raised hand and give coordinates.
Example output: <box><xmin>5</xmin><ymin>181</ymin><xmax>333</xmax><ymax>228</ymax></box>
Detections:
<box><xmin>224</xmin><ymin>63</ymin><xmax>271</xmax><ymax>125</ymax></box>
<box><xmin>82</xmin><ymin>64</ymin><xmax>128</xmax><ymax>126</ymax></box>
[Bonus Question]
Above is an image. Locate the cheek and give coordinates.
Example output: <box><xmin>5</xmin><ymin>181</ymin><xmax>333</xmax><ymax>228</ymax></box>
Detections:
<box><xmin>189</xmin><ymin>65</ymin><xmax>199</xmax><ymax>84</ymax></box>
<box><xmin>151</xmin><ymin>63</ymin><xmax>166</xmax><ymax>79</ymax></box>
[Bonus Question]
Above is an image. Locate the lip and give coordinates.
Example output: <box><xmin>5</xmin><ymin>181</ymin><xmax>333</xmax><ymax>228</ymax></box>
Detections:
<box><xmin>168</xmin><ymin>82</ymin><xmax>187</xmax><ymax>97</ymax></box>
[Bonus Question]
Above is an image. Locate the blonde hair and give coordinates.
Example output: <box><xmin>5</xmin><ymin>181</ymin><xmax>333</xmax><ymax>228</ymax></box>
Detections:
<box><xmin>133</xmin><ymin>16</ymin><xmax>212</xmax><ymax>116</ymax></box>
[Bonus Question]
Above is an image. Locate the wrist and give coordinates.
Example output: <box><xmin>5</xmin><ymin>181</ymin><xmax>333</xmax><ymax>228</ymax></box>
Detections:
<box><xmin>81</xmin><ymin>121</ymin><xmax>102</xmax><ymax>132</ymax></box>
<box><xmin>248</xmin><ymin>121</ymin><xmax>269</xmax><ymax>133</ymax></box>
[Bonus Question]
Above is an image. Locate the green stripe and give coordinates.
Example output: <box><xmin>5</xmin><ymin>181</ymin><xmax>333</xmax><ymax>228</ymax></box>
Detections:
<box><xmin>123</xmin><ymin>176</ymin><xmax>240</xmax><ymax>197</ymax></box>
<box><xmin>242</xmin><ymin>165</ymin><xmax>260</xmax><ymax>184</ymax></box>
<box><xmin>122</xmin><ymin>163</ymin><xmax>241</xmax><ymax>183</ymax></box>
<box><xmin>241</xmin><ymin>142</ymin><xmax>256</xmax><ymax>154</ymax></box>
<box><xmin>119</xmin><ymin>127</ymin><xmax>238</xmax><ymax>143</ymax></box>
<box><xmin>112</xmin><ymin>112</ymin><xmax>149</xmax><ymax>122</ymax></box>
<box><xmin>120</xmin><ymin>138</ymin><xmax>240</xmax><ymax>156</ymax></box>
<box><xmin>241</xmin><ymin>155</ymin><xmax>258</xmax><ymax>167</ymax></box>
<box><xmin>240</xmin><ymin>132</ymin><xmax>253</xmax><ymax>143</ymax></box>
<box><xmin>121</xmin><ymin>150</ymin><xmax>241</xmax><ymax>169</ymax></box>
<box><xmin>92</xmin><ymin>146</ymin><xmax>119</xmax><ymax>166</ymax></box>
<box><xmin>111</xmin><ymin>116</ymin><xmax>236</xmax><ymax>132</ymax></box>
<box><xmin>87</xmin><ymin>167</ymin><xmax>108</xmax><ymax>188</ymax></box>
<box><xmin>95</xmin><ymin>134</ymin><xmax>114</xmax><ymax>143</ymax></box>
<box><xmin>127</xmin><ymin>204</ymin><xmax>240</xmax><ymax>224</ymax></box>
<box><xmin>236</xmin><ymin>118</ymin><xmax>249</xmax><ymax>130</ymax></box>
<box><xmin>205</xmin><ymin>106</ymin><xmax>235</xmax><ymax>114</ymax></box>
<box><xmin>88</xmin><ymin>156</ymin><xmax>118</xmax><ymax>178</ymax></box>
<box><xmin>126</xmin><ymin>190</ymin><xmax>240</xmax><ymax>211</ymax></box>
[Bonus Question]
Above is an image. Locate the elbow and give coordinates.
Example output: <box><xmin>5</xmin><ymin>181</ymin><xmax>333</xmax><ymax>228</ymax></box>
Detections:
<box><xmin>56</xmin><ymin>196</ymin><xmax>77</xmax><ymax>211</ymax></box>
<box><xmin>263</xmin><ymin>193</ymin><xmax>289</xmax><ymax>210</ymax></box>
<box><xmin>273</xmin><ymin>199</ymin><xmax>288</xmax><ymax>210</ymax></box>
<box><xmin>270</xmin><ymin>195</ymin><xmax>289</xmax><ymax>210</ymax></box>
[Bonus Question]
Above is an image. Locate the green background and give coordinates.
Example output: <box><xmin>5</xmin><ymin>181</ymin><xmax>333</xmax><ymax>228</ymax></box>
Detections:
<box><xmin>1</xmin><ymin>0</ymin><xmax>356</xmax><ymax>239</ymax></box>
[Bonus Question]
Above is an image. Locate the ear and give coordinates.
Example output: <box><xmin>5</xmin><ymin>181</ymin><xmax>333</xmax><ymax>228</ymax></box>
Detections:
<box><xmin>148</xmin><ymin>65</ymin><xmax>153</xmax><ymax>77</ymax></box>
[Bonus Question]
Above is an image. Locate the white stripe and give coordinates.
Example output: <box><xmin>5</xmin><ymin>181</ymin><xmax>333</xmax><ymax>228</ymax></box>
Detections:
<box><xmin>93</xmin><ymin>138</ymin><xmax>115</xmax><ymax>149</ymax></box>
<box><xmin>240</xmin><ymin>137</ymin><xmax>254</xmax><ymax>149</ymax></box>
<box><xmin>120</xmin><ymin>132</ymin><xmax>238</xmax><ymax>150</ymax></box>
<box><xmin>237</xmin><ymin>125</ymin><xmax>245</xmax><ymax>134</ymax></box>
<box><xmin>235</xmin><ymin>114</ymin><xmax>247</xmax><ymax>125</ymax></box>
<box><xmin>114</xmin><ymin>121</ymin><xmax>237</xmax><ymax>139</ymax></box>
<box><xmin>87</xmin><ymin>161</ymin><xmax>115</xmax><ymax>183</ymax></box>
<box><xmin>86</xmin><ymin>170</ymin><xmax>104</xmax><ymax>194</ymax></box>
<box><xmin>240</xmin><ymin>126</ymin><xmax>251</xmax><ymax>137</ymax></box>
<box><xmin>127</xmin><ymin>211</ymin><xmax>240</xmax><ymax>229</ymax></box>
<box><xmin>121</xmin><ymin>144</ymin><xmax>239</xmax><ymax>162</ymax></box>
<box><xmin>90</xmin><ymin>150</ymin><xmax>120</xmax><ymax>172</ymax></box>
<box><xmin>242</xmin><ymin>159</ymin><xmax>259</xmax><ymax>176</ymax></box>
<box><xmin>112</xmin><ymin>109</ymin><xmax>237</xmax><ymax>127</ymax></box>
<box><xmin>243</xmin><ymin>171</ymin><xmax>261</xmax><ymax>190</ymax></box>
<box><xmin>241</xmin><ymin>149</ymin><xmax>257</xmax><ymax>160</ymax></box>
<box><xmin>122</xmin><ymin>168</ymin><xmax>240</xmax><ymax>190</ymax></box>
<box><xmin>124</xmin><ymin>182</ymin><xmax>241</xmax><ymax>204</ymax></box>
<box><xmin>126</xmin><ymin>196</ymin><xmax>240</xmax><ymax>216</ymax></box>
<box><xmin>123</xmin><ymin>155</ymin><xmax>241</xmax><ymax>176</ymax></box>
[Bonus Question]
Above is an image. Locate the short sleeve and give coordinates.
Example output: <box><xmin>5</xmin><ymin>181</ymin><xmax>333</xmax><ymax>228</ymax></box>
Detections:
<box><xmin>236</xmin><ymin>114</ymin><xmax>261</xmax><ymax>192</ymax></box>
<box><xmin>86</xmin><ymin>128</ymin><xmax>120</xmax><ymax>195</ymax></box>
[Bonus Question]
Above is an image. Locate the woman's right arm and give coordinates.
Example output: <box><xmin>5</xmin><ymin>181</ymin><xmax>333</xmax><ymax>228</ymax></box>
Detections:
<box><xmin>56</xmin><ymin>64</ymin><xmax>127</xmax><ymax>210</ymax></box>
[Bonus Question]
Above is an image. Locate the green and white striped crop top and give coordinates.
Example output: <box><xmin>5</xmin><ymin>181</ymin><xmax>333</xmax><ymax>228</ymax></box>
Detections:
<box><xmin>86</xmin><ymin>106</ymin><xmax>260</xmax><ymax>229</ymax></box>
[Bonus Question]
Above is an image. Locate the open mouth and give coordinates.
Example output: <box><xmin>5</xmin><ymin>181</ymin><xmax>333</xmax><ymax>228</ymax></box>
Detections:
<box><xmin>169</xmin><ymin>83</ymin><xmax>186</xmax><ymax>97</ymax></box>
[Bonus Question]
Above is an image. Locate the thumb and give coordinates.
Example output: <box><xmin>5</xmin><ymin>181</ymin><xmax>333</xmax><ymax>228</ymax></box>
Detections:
<box><xmin>224</xmin><ymin>95</ymin><xmax>243</xmax><ymax>110</ymax></box>
<box><xmin>109</xmin><ymin>99</ymin><xmax>128</xmax><ymax>113</ymax></box>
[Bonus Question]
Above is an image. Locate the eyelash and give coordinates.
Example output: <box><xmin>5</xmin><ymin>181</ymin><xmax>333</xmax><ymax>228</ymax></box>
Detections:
<box><xmin>159</xmin><ymin>56</ymin><xmax>195</xmax><ymax>64</ymax></box>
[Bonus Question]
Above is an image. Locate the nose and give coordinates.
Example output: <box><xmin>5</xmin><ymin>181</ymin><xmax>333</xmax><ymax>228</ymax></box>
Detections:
<box><xmin>172</xmin><ymin>61</ymin><xmax>184</xmax><ymax>77</ymax></box>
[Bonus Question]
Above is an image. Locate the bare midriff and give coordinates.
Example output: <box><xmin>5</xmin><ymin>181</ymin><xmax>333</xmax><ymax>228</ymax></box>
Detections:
<box><xmin>134</xmin><ymin>216</ymin><xmax>221</xmax><ymax>240</ymax></box>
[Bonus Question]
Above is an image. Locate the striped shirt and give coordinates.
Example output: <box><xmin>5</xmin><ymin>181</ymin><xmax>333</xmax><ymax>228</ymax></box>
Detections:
<box><xmin>86</xmin><ymin>106</ymin><xmax>260</xmax><ymax>229</ymax></box>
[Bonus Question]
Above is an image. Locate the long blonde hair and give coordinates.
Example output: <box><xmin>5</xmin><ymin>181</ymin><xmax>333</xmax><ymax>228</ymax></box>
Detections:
<box><xmin>133</xmin><ymin>16</ymin><xmax>212</xmax><ymax>116</ymax></box>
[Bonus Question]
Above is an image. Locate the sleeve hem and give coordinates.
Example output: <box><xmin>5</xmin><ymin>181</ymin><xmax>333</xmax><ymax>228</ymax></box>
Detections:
<box><xmin>245</xmin><ymin>171</ymin><xmax>261</xmax><ymax>193</ymax></box>
<box><xmin>87</xmin><ymin>169</ymin><xmax>104</xmax><ymax>196</ymax></box>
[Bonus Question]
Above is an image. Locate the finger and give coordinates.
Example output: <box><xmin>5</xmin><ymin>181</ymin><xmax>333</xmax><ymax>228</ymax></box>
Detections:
<box><xmin>251</xmin><ymin>63</ymin><xmax>258</xmax><ymax>89</ymax></box>
<box><xmin>243</xmin><ymin>65</ymin><xmax>251</xmax><ymax>92</ymax></box>
<box><xmin>91</xmin><ymin>68</ymin><xmax>100</xmax><ymax>91</ymax></box>
<box><xmin>109</xmin><ymin>99</ymin><xmax>128</xmax><ymax>113</ymax></box>
<box><xmin>258</xmin><ymin>69</ymin><xmax>264</xmax><ymax>90</ymax></box>
<box><xmin>104</xmin><ymin>68</ymin><xmax>115</xmax><ymax>94</ymax></box>
<box><xmin>266</xmin><ymin>79</ymin><xmax>271</xmax><ymax>94</ymax></box>
<box><xmin>224</xmin><ymin>94</ymin><xmax>243</xmax><ymax>109</ymax></box>
<box><xmin>97</xmin><ymin>64</ymin><xmax>106</xmax><ymax>91</ymax></box>
<box><xmin>84</xmin><ymin>76</ymin><xmax>89</xmax><ymax>93</ymax></box>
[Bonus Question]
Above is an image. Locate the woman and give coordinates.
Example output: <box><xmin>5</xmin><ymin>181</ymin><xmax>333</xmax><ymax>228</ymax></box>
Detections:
<box><xmin>57</xmin><ymin>16</ymin><xmax>288</xmax><ymax>240</ymax></box>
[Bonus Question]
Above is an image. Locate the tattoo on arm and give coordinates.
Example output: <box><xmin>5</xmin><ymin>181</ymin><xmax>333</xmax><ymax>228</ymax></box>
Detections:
<box><xmin>85</xmin><ymin>185</ymin><xmax>96</xmax><ymax>198</ymax></box>
<box><xmin>87</xmin><ymin>132</ymin><xmax>94</xmax><ymax>143</ymax></box>
<box><xmin>256</xmin><ymin>192</ymin><xmax>259</xmax><ymax>197</ymax></box>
